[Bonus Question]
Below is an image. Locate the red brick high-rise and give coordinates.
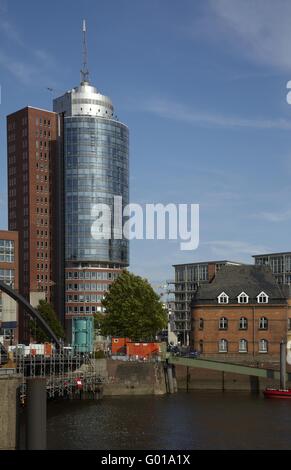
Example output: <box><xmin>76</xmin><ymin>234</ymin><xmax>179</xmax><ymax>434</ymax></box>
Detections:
<box><xmin>7</xmin><ymin>107</ymin><xmax>58</xmax><ymax>343</ymax></box>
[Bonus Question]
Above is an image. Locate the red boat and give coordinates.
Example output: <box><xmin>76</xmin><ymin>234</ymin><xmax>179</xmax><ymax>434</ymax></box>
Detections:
<box><xmin>264</xmin><ymin>388</ymin><xmax>291</xmax><ymax>399</ymax></box>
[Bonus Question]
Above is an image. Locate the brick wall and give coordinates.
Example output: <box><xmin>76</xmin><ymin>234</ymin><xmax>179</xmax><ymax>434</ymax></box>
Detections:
<box><xmin>192</xmin><ymin>303</ymin><xmax>289</xmax><ymax>361</ymax></box>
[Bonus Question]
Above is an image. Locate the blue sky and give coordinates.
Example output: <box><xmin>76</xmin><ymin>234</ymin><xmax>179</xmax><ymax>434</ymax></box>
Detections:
<box><xmin>1</xmin><ymin>0</ymin><xmax>291</xmax><ymax>284</ymax></box>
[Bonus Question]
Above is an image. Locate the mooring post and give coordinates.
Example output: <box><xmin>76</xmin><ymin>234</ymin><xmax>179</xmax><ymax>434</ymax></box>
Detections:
<box><xmin>164</xmin><ymin>363</ymin><xmax>169</xmax><ymax>392</ymax></box>
<box><xmin>280</xmin><ymin>340</ymin><xmax>287</xmax><ymax>390</ymax></box>
<box><xmin>26</xmin><ymin>377</ymin><xmax>47</xmax><ymax>450</ymax></box>
<box><xmin>172</xmin><ymin>365</ymin><xmax>178</xmax><ymax>392</ymax></box>
<box><xmin>167</xmin><ymin>365</ymin><xmax>174</xmax><ymax>394</ymax></box>
<box><xmin>186</xmin><ymin>366</ymin><xmax>189</xmax><ymax>393</ymax></box>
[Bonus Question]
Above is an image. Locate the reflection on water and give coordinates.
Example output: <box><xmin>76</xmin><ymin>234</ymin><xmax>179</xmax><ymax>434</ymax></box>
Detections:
<box><xmin>45</xmin><ymin>391</ymin><xmax>291</xmax><ymax>450</ymax></box>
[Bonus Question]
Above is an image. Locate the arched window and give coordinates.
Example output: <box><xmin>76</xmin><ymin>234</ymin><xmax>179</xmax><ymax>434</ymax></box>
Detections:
<box><xmin>219</xmin><ymin>317</ymin><xmax>228</xmax><ymax>330</ymax></box>
<box><xmin>259</xmin><ymin>339</ymin><xmax>268</xmax><ymax>353</ymax></box>
<box><xmin>257</xmin><ymin>291</ymin><xmax>269</xmax><ymax>304</ymax></box>
<box><xmin>219</xmin><ymin>339</ymin><xmax>228</xmax><ymax>353</ymax></box>
<box><xmin>237</xmin><ymin>292</ymin><xmax>249</xmax><ymax>304</ymax></box>
<box><xmin>239</xmin><ymin>317</ymin><xmax>248</xmax><ymax>330</ymax></box>
<box><xmin>239</xmin><ymin>339</ymin><xmax>248</xmax><ymax>353</ymax></box>
<box><xmin>259</xmin><ymin>317</ymin><xmax>268</xmax><ymax>330</ymax></box>
<box><xmin>199</xmin><ymin>340</ymin><xmax>204</xmax><ymax>353</ymax></box>
<box><xmin>217</xmin><ymin>292</ymin><xmax>229</xmax><ymax>304</ymax></box>
<box><xmin>199</xmin><ymin>318</ymin><xmax>204</xmax><ymax>330</ymax></box>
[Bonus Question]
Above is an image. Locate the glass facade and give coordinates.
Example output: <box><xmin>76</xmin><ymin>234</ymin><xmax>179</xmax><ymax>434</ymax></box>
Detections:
<box><xmin>254</xmin><ymin>253</ymin><xmax>291</xmax><ymax>284</ymax></box>
<box><xmin>64</xmin><ymin>116</ymin><xmax>129</xmax><ymax>265</ymax></box>
<box><xmin>54</xmin><ymin>80</ymin><xmax>130</xmax><ymax>352</ymax></box>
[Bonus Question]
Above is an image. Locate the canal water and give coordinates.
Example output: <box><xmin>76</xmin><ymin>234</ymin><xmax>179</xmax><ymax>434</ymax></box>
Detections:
<box><xmin>45</xmin><ymin>391</ymin><xmax>291</xmax><ymax>450</ymax></box>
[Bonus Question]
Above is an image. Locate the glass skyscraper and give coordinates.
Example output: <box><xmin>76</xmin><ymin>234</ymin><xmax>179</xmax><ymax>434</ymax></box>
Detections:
<box><xmin>53</xmin><ymin>80</ymin><xmax>129</xmax><ymax>351</ymax></box>
<box><xmin>64</xmin><ymin>117</ymin><xmax>129</xmax><ymax>264</ymax></box>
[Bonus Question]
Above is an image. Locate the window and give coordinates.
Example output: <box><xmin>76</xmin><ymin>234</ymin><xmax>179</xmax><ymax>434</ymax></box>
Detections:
<box><xmin>257</xmin><ymin>291</ymin><xmax>269</xmax><ymax>304</ymax></box>
<box><xmin>259</xmin><ymin>339</ymin><xmax>268</xmax><ymax>353</ymax></box>
<box><xmin>0</xmin><ymin>269</ymin><xmax>15</xmax><ymax>286</ymax></box>
<box><xmin>239</xmin><ymin>339</ymin><xmax>248</xmax><ymax>353</ymax></box>
<box><xmin>199</xmin><ymin>318</ymin><xmax>204</xmax><ymax>330</ymax></box>
<box><xmin>199</xmin><ymin>340</ymin><xmax>204</xmax><ymax>353</ymax></box>
<box><xmin>219</xmin><ymin>317</ymin><xmax>228</xmax><ymax>330</ymax></box>
<box><xmin>259</xmin><ymin>317</ymin><xmax>268</xmax><ymax>330</ymax></box>
<box><xmin>288</xmin><ymin>318</ymin><xmax>291</xmax><ymax>331</ymax></box>
<box><xmin>218</xmin><ymin>292</ymin><xmax>229</xmax><ymax>304</ymax></box>
<box><xmin>239</xmin><ymin>317</ymin><xmax>248</xmax><ymax>330</ymax></box>
<box><xmin>237</xmin><ymin>292</ymin><xmax>249</xmax><ymax>304</ymax></box>
<box><xmin>0</xmin><ymin>240</ymin><xmax>15</xmax><ymax>263</ymax></box>
<box><xmin>219</xmin><ymin>339</ymin><xmax>228</xmax><ymax>353</ymax></box>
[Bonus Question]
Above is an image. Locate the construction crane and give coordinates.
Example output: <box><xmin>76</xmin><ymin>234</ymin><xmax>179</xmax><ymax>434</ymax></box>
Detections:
<box><xmin>46</xmin><ymin>87</ymin><xmax>64</xmax><ymax>99</ymax></box>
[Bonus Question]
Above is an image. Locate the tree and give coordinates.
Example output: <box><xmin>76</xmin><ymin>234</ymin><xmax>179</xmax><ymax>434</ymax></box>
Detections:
<box><xmin>94</xmin><ymin>312</ymin><xmax>105</xmax><ymax>333</ymax></box>
<box><xmin>29</xmin><ymin>299</ymin><xmax>65</xmax><ymax>343</ymax></box>
<box><xmin>100</xmin><ymin>270</ymin><xmax>167</xmax><ymax>341</ymax></box>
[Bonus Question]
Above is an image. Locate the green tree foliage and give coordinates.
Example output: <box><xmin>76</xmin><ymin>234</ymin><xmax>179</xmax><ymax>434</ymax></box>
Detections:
<box><xmin>29</xmin><ymin>299</ymin><xmax>65</xmax><ymax>343</ymax></box>
<box><xmin>100</xmin><ymin>271</ymin><xmax>167</xmax><ymax>341</ymax></box>
<box><xmin>94</xmin><ymin>312</ymin><xmax>105</xmax><ymax>333</ymax></box>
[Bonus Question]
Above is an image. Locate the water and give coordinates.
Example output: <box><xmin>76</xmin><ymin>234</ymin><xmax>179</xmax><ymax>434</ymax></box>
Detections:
<box><xmin>45</xmin><ymin>391</ymin><xmax>291</xmax><ymax>450</ymax></box>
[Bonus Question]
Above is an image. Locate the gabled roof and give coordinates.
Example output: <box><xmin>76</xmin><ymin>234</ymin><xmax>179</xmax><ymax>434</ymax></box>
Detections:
<box><xmin>192</xmin><ymin>265</ymin><xmax>287</xmax><ymax>306</ymax></box>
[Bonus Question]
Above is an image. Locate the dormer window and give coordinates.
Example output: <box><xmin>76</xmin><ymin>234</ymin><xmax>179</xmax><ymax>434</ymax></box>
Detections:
<box><xmin>237</xmin><ymin>292</ymin><xmax>249</xmax><ymax>304</ymax></box>
<box><xmin>257</xmin><ymin>291</ymin><xmax>269</xmax><ymax>304</ymax></box>
<box><xmin>218</xmin><ymin>292</ymin><xmax>229</xmax><ymax>304</ymax></box>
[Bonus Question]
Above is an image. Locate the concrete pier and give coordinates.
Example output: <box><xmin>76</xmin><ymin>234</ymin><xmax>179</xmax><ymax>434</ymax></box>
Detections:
<box><xmin>0</xmin><ymin>372</ymin><xmax>22</xmax><ymax>450</ymax></box>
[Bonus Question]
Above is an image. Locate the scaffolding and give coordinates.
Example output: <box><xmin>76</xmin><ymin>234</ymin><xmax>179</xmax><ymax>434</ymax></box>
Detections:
<box><xmin>14</xmin><ymin>348</ymin><xmax>106</xmax><ymax>402</ymax></box>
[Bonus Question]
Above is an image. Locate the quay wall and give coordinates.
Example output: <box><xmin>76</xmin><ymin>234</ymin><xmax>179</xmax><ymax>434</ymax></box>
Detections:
<box><xmin>0</xmin><ymin>374</ymin><xmax>22</xmax><ymax>450</ymax></box>
<box><xmin>174</xmin><ymin>365</ymin><xmax>291</xmax><ymax>392</ymax></box>
<box><xmin>102</xmin><ymin>360</ymin><xmax>167</xmax><ymax>396</ymax></box>
<box><xmin>89</xmin><ymin>358</ymin><xmax>291</xmax><ymax>393</ymax></box>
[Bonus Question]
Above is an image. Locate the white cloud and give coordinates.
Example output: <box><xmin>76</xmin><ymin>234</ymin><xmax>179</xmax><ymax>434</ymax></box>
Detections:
<box><xmin>0</xmin><ymin>18</ymin><xmax>20</xmax><ymax>43</ymax></box>
<box><xmin>0</xmin><ymin>14</ymin><xmax>57</xmax><ymax>87</ymax></box>
<box><xmin>143</xmin><ymin>97</ymin><xmax>291</xmax><ymax>130</ymax></box>
<box><xmin>203</xmin><ymin>240</ymin><xmax>269</xmax><ymax>258</ymax></box>
<box><xmin>0</xmin><ymin>50</ymin><xmax>57</xmax><ymax>88</ymax></box>
<box><xmin>0</xmin><ymin>50</ymin><xmax>35</xmax><ymax>85</ymax></box>
<box><xmin>207</xmin><ymin>0</ymin><xmax>291</xmax><ymax>71</ymax></box>
<box><xmin>255</xmin><ymin>208</ymin><xmax>291</xmax><ymax>222</ymax></box>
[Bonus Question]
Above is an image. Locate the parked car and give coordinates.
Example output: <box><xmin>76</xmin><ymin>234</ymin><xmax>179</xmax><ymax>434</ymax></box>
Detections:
<box><xmin>168</xmin><ymin>345</ymin><xmax>181</xmax><ymax>356</ymax></box>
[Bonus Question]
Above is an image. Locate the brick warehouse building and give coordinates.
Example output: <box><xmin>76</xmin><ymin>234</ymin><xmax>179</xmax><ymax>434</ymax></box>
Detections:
<box><xmin>7</xmin><ymin>107</ymin><xmax>59</xmax><ymax>343</ymax></box>
<box><xmin>191</xmin><ymin>264</ymin><xmax>291</xmax><ymax>363</ymax></box>
<box><xmin>169</xmin><ymin>260</ymin><xmax>242</xmax><ymax>345</ymax></box>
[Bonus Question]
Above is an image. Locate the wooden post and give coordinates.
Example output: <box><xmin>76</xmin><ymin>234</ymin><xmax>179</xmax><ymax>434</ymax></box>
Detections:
<box><xmin>280</xmin><ymin>340</ymin><xmax>287</xmax><ymax>390</ymax></box>
<box><xmin>26</xmin><ymin>377</ymin><xmax>47</xmax><ymax>450</ymax></box>
<box><xmin>167</xmin><ymin>365</ymin><xmax>174</xmax><ymax>394</ymax></box>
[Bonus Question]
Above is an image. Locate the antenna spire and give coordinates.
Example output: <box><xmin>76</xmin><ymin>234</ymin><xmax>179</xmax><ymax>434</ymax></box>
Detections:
<box><xmin>81</xmin><ymin>19</ymin><xmax>89</xmax><ymax>83</ymax></box>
